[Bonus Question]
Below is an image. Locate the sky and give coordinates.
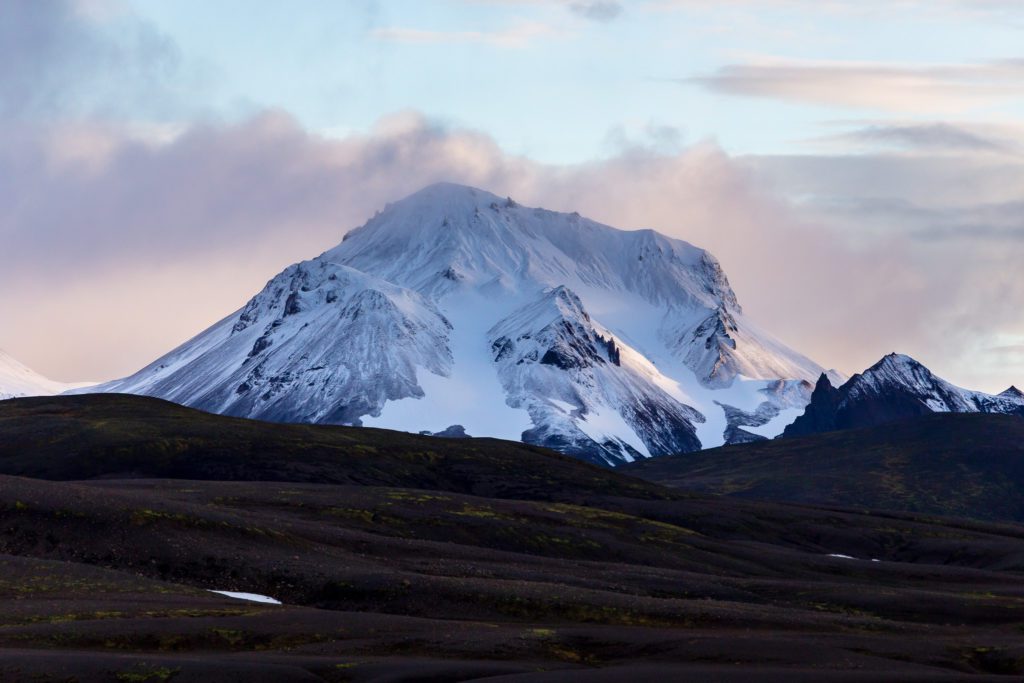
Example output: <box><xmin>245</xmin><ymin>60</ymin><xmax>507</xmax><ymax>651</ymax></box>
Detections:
<box><xmin>1</xmin><ymin>0</ymin><xmax>1023</xmax><ymax>392</ymax></box>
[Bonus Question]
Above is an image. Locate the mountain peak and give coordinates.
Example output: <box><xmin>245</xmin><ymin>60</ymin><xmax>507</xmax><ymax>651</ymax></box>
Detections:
<box><xmin>876</xmin><ymin>352</ymin><xmax>920</xmax><ymax>368</ymax></box>
<box><xmin>861</xmin><ymin>353</ymin><xmax>932</xmax><ymax>383</ymax></box>
<box><xmin>401</xmin><ymin>181</ymin><xmax>501</xmax><ymax>206</ymax></box>
<box><xmin>325</xmin><ymin>182</ymin><xmax>745</xmax><ymax>310</ymax></box>
<box><xmin>383</xmin><ymin>182</ymin><xmax>532</xmax><ymax>221</ymax></box>
<box><xmin>0</xmin><ymin>349</ymin><xmax>86</xmax><ymax>399</ymax></box>
<box><xmin>1000</xmin><ymin>385</ymin><xmax>1024</xmax><ymax>400</ymax></box>
<box><xmin>82</xmin><ymin>185</ymin><xmax>829</xmax><ymax>461</ymax></box>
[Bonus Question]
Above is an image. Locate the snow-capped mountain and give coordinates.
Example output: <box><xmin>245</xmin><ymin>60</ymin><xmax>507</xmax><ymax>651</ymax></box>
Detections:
<box><xmin>784</xmin><ymin>353</ymin><xmax>1024</xmax><ymax>437</ymax></box>
<box><xmin>80</xmin><ymin>183</ymin><xmax>831</xmax><ymax>465</ymax></box>
<box><xmin>0</xmin><ymin>349</ymin><xmax>86</xmax><ymax>399</ymax></box>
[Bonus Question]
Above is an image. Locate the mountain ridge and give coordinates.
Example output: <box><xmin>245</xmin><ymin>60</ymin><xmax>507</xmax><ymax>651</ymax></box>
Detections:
<box><xmin>784</xmin><ymin>352</ymin><xmax>1024</xmax><ymax>437</ymax></box>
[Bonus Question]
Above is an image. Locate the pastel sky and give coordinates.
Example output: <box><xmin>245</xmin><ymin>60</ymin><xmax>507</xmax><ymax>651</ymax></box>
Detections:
<box><xmin>2</xmin><ymin>0</ymin><xmax>1023</xmax><ymax>392</ymax></box>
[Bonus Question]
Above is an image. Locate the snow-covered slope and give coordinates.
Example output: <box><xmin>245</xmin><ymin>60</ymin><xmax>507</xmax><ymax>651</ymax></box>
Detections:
<box><xmin>487</xmin><ymin>286</ymin><xmax>704</xmax><ymax>463</ymax></box>
<box><xmin>82</xmin><ymin>183</ymin><xmax>832</xmax><ymax>465</ymax></box>
<box><xmin>784</xmin><ymin>353</ymin><xmax>1024</xmax><ymax>437</ymax></box>
<box><xmin>0</xmin><ymin>349</ymin><xmax>86</xmax><ymax>399</ymax></box>
<box><xmin>87</xmin><ymin>262</ymin><xmax>452</xmax><ymax>424</ymax></box>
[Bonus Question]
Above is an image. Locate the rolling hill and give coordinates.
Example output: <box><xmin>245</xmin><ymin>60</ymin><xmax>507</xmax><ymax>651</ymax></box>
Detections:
<box><xmin>3</xmin><ymin>395</ymin><xmax>1024</xmax><ymax>678</ymax></box>
<box><xmin>628</xmin><ymin>412</ymin><xmax>1024</xmax><ymax>522</ymax></box>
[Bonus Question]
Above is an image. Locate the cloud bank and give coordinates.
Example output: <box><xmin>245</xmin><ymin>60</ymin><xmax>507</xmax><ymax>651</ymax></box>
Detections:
<box><xmin>3</xmin><ymin>110</ymin><xmax>1023</xmax><ymax>394</ymax></box>
<box><xmin>688</xmin><ymin>58</ymin><xmax>1024</xmax><ymax>113</ymax></box>
<box><xmin>1</xmin><ymin>0</ymin><xmax>1022</xmax><ymax>395</ymax></box>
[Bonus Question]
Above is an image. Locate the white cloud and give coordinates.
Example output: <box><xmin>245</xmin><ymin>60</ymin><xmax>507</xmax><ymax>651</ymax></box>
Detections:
<box><xmin>687</xmin><ymin>58</ymin><xmax>1024</xmax><ymax>113</ymax></box>
<box><xmin>805</xmin><ymin>122</ymin><xmax>1022</xmax><ymax>155</ymax></box>
<box><xmin>373</xmin><ymin>21</ymin><xmax>561</xmax><ymax>48</ymax></box>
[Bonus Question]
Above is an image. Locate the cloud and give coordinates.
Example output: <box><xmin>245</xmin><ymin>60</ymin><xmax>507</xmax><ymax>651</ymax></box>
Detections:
<box><xmin>0</xmin><ymin>0</ymin><xmax>184</xmax><ymax>121</ymax></box>
<box><xmin>2</xmin><ymin>0</ymin><xmax>1023</xmax><ymax>396</ymax></box>
<box><xmin>6</xmin><ymin>109</ymin><xmax>1024</xmax><ymax>395</ymax></box>
<box><xmin>743</xmin><ymin>144</ymin><xmax>1024</xmax><ymax>388</ymax></box>
<box><xmin>373</xmin><ymin>21</ymin><xmax>559</xmax><ymax>48</ymax></box>
<box><xmin>569</xmin><ymin>2</ymin><xmax>624</xmax><ymax>21</ymax></box>
<box><xmin>0</xmin><ymin>112</ymin><xmax>799</xmax><ymax>381</ymax></box>
<box><xmin>819</xmin><ymin>123</ymin><xmax>1016</xmax><ymax>154</ymax></box>
<box><xmin>687</xmin><ymin>58</ymin><xmax>1024</xmax><ymax>113</ymax></box>
<box><xmin>649</xmin><ymin>0</ymin><xmax>1024</xmax><ymax>16</ymax></box>
<box><xmin>466</xmin><ymin>0</ymin><xmax>624</xmax><ymax>21</ymax></box>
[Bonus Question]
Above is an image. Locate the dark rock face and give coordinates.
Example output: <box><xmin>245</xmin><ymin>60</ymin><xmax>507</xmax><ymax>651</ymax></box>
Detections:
<box><xmin>723</xmin><ymin>425</ymin><xmax>768</xmax><ymax>444</ymax></box>
<box><xmin>783</xmin><ymin>374</ymin><xmax>842</xmax><ymax>437</ymax></box>
<box><xmin>432</xmin><ymin>425</ymin><xmax>470</xmax><ymax>439</ymax></box>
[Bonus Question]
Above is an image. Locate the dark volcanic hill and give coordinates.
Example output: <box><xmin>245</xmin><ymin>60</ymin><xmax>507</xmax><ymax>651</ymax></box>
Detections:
<box><xmin>0</xmin><ymin>393</ymin><xmax>659</xmax><ymax>501</ymax></box>
<box><xmin>627</xmin><ymin>412</ymin><xmax>1024</xmax><ymax>522</ymax></box>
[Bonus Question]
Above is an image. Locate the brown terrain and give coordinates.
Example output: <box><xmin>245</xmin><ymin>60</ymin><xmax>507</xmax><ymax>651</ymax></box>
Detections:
<box><xmin>2</xmin><ymin>395</ymin><xmax>1024</xmax><ymax>681</ymax></box>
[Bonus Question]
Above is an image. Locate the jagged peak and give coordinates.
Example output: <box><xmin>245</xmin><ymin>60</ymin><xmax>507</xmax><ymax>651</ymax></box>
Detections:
<box><xmin>849</xmin><ymin>353</ymin><xmax>944</xmax><ymax>395</ymax></box>
<box><xmin>547</xmin><ymin>284</ymin><xmax>584</xmax><ymax>308</ymax></box>
<box><xmin>864</xmin><ymin>352</ymin><xmax>929</xmax><ymax>376</ymax></box>
<box><xmin>491</xmin><ymin>286</ymin><xmax>592</xmax><ymax>337</ymax></box>
<box><xmin>999</xmin><ymin>385</ymin><xmax>1024</xmax><ymax>400</ymax></box>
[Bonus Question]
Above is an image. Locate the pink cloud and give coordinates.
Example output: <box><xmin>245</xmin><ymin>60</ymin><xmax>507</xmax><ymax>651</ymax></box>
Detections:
<box><xmin>0</xmin><ymin>111</ymin><xmax>1021</xmax><ymax>393</ymax></box>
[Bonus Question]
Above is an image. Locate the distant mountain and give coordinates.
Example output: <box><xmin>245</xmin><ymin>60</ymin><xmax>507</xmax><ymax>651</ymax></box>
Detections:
<box><xmin>626</xmin><ymin>412</ymin><xmax>1024</xmax><ymax>523</ymax></box>
<box><xmin>784</xmin><ymin>353</ymin><xmax>1024</xmax><ymax>437</ymax></box>
<box><xmin>76</xmin><ymin>183</ymin><xmax>829</xmax><ymax>465</ymax></box>
<box><xmin>0</xmin><ymin>348</ymin><xmax>87</xmax><ymax>399</ymax></box>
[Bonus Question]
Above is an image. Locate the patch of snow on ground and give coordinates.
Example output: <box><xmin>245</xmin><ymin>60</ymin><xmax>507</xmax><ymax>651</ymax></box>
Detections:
<box><xmin>210</xmin><ymin>590</ymin><xmax>282</xmax><ymax>604</ymax></box>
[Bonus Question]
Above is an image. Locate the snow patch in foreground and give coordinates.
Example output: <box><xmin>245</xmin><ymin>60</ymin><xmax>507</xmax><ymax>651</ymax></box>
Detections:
<box><xmin>210</xmin><ymin>590</ymin><xmax>282</xmax><ymax>605</ymax></box>
<box><xmin>825</xmin><ymin>554</ymin><xmax>882</xmax><ymax>563</ymax></box>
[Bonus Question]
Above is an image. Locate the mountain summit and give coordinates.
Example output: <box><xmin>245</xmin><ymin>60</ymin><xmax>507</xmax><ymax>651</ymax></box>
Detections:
<box><xmin>81</xmin><ymin>183</ymin><xmax>827</xmax><ymax>464</ymax></box>
<box><xmin>0</xmin><ymin>349</ymin><xmax>86</xmax><ymax>400</ymax></box>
